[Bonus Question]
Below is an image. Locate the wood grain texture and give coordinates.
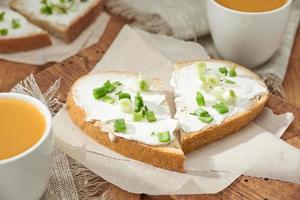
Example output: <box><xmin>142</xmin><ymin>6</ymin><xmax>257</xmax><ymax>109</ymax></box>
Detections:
<box><xmin>0</xmin><ymin>14</ymin><xmax>300</xmax><ymax>200</ymax></box>
<box><xmin>284</xmin><ymin>25</ymin><xmax>300</xmax><ymax>109</ymax></box>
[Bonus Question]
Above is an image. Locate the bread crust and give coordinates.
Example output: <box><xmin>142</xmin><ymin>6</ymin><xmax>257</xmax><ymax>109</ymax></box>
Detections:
<box><xmin>66</xmin><ymin>72</ymin><xmax>185</xmax><ymax>172</ymax></box>
<box><xmin>10</xmin><ymin>0</ymin><xmax>104</xmax><ymax>43</ymax></box>
<box><xmin>0</xmin><ymin>32</ymin><xmax>51</xmax><ymax>53</ymax></box>
<box><xmin>174</xmin><ymin>59</ymin><xmax>269</xmax><ymax>153</ymax></box>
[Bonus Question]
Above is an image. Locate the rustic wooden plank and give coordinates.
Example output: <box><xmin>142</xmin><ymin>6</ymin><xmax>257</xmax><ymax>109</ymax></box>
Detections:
<box><xmin>283</xmin><ymin>25</ymin><xmax>300</xmax><ymax>109</ymax></box>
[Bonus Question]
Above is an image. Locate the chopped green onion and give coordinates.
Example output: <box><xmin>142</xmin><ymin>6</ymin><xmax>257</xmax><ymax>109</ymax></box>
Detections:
<box><xmin>52</xmin><ymin>5</ymin><xmax>67</xmax><ymax>14</ymax></box>
<box><xmin>118</xmin><ymin>92</ymin><xmax>131</xmax><ymax>100</ymax></box>
<box><xmin>151</xmin><ymin>132</ymin><xmax>155</xmax><ymax>136</ymax></box>
<box><xmin>157</xmin><ymin>131</ymin><xmax>171</xmax><ymax>142</ymax></box>
<box><xmin>213</xmin><ymin>102</ymin><xmax>229</xmax><ymax>114</ymax></box>
<box><xmin>119</xmin><ymin>98</ymin><xmax>132</xmax><ymax>113</ymax></box>
<box><xmin>102</xmin><ymin>95</ymin><xmax>114</xmax><ymax>104</ymax></box>
<box><xmin>114</xmin><ymin>119</ymin><xmax>126</xmax><ymax>132</ymax></box>
<box><xmin>11</xmin><ymin>19</ymin><xmax>21</xmax><ymax>29</ymax></box>
<box><xmin>229</xmin><ymin>66</ymin><xmax>237</xmax><ymax>77</ymax></box>
<box><xmin>103</xmin><ymin>80</ymin><xmax>117</xmax><ymax>93</ymax></box>
<box><xmin>196</xmin><ymin>91</ymin><xmax>205</xmax><ymax>106</ymax></box>
<box><xmin>139</xmin><ymin>79</ymin><xmax>150</xmax><ymax>91</ymax></box>
<box><xmin>219</xmin><ymin>67</ymin><xmax>228</xmax><ymax>76</ymax></box>
<box><xmin>205</xmin><ymin>73</ymin><xmax>220</xmax><ymax>87</ymax></box>
<box><xmin>41</xmin><ymin>6</ymin><xmax>53</xmax><ymax>15</ymax></box>
<box><xmin>225</xmin><ymin>79</ymin><xmax>235</xmax><ymax>84</ymax></box>
<box><xmin>222</xmin><ymin>89</ymin><xmax>237</xmax><ymax>105</ymax></box>
<box><xmin>199</xmin><ymin>115</ymin><xmax>214</xmax><ymax>123</ymax></box>
<box><xmin>134</xmin><ymin>92</ymin><xmax>144</xmax><ymax>111</ymax></box>
<box><xmin>93</xmin><ymin>87</ymin><xmax>106</xmax><ymax>99</ymax></box>
<box><xmin>132</xmin><ymin>110</ymin><xmax>143</xmax><ymax>121</ymax></box>
<box><xmin>146</xmin><ymin>111</ymin><xmax>156</xmax><ymax>122</ymax></box>
<box><xmin>191</xmin><ymin>108</ymin><xmax>214</xmax><ymax>123</ymax></box>
<box><xmin>0</xmin><ymin>29</ymin><xmax>8</xmax><ymax>36</ymax></box>
<box><xmin>142</xmin><ymin>105</ymin><xmax>149</xmax><ymax>116</ymax></box>
<box><xmin>0</xmin><ymin>11</ymin><xmax>5</xmax><ymax>21</ymax></box>
<box><xmin>197</xmin><ymin>63</ymin><xmax>206</xmax><ymax>78</ymax></box>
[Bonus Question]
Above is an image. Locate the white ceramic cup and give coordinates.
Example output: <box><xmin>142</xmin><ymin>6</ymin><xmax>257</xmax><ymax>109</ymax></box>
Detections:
<box><xmin>207</xmin><ymin>0</ymin><xmax>292</xmax><ymax>68</ymax></box>
<box><xmin>0</xmin><ymin>93</ymin><xmax>54</xmax><ymax>200</ymax></box>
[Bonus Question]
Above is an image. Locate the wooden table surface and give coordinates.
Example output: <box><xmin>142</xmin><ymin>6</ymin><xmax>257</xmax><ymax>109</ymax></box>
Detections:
<box><xmin>0</xmin><ymin>14</ymin><xmax>299</xmax><ymax>200</ymax></box>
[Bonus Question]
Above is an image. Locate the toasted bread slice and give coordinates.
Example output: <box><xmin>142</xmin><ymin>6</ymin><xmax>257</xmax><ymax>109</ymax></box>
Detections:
<box><xmin>10</xmin><ymin>0</ymin><xmax>103</xmax><ymax>43</ymax></box>
<box><xmin>0</xmin><ymin>7</ymin><xmax>51</xmax><ymax>53</ymax></box>
<box><xmin>66</xmin><ymin>72</ymin><xmax>185</xmax><ymax>172</ymax></box>
<box><xmin>172</xmin><ymin>60</ymin><xmax>269</xmax><ymax>153</ymax></box>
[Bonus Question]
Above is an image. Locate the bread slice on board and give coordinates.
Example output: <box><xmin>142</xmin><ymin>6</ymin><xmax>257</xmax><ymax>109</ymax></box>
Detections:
<box><xmin>171</xmin><ymin>60</ymin><xmax>269</xmax><ymax>153</ymax></box>
<box><xmin>66</xmin><ymin>72</ymin><xmax>185</xmax><ymax>172</ymax></box>
<box><xmin>10</xmin><ymin>0</ymin><xmax>103</xmax><ymax>43</ymax></box>
<box><xmin>0</xmin><ymin>7</ymin><xmax>51</xmax><ymax>53</ymax></box>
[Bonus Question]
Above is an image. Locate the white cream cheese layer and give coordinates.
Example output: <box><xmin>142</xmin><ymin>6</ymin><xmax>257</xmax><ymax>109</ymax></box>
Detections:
<box><xmin>0</xmin><ymin>8</ymin><xmax>43</xmax><ymax>38</ymax></box>
<box><xmin>171</xmin><ymin>61</ymin><xmax>268</xmax><ymax>132</ymax></box>
<box><xmin>22</xmin><ymin>0</ymin><xmax>96</xmax><ymax>27</ymax></box>
<box><xmin>73</xmin><ymin>73</ymin><xmax>178</xmax><ymax>146</ymax></box>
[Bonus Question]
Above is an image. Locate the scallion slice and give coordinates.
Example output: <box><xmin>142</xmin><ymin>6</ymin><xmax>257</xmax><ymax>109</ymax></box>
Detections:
<box><xmin>139</xmin><ymin>80</ymin><xmax>150</xmax><ymax>91</ymax></box>
<box><xmin>157</xmin><ymin>131</ymin><xmax>171</xmax><ymax>142</ymax></box>
<box><xmin>222</xmin><ymin>89</ymin><xmax>237</xmax><ymax>105</ymax></box>
<box><xmin>146</xmin><ymin>111</ymin><xmax>156</xmax><ymax>122</ymax></box>
<box><xmin>11</xmin><ymin>19</ymin><xmax>21</xmax><ymax>29</ymax></box>
<box><xmin>229</xmin><ymin>66</ymin><xmax>237</xmax><ymax>77</ymax></box>
<box><xmin>199</xmin><ymin>115</ymin><xmax>214</xmax><ymax>123</ymax></box>
<box><xmin>197</xmin><ymin>63</ymin><xmax>206</xmax><ymax>78</ymax></box>
<box><xmin>135</xmin><ymin>92</ymin><xmax>144</xmax><ymax>111</ymax></box>
<box><xmin>119</xmin><ymin>98</ymin><xmax>132</xmax><ymax>113</ymax></box>
<box><xmin>213</xmin><ymin>102</ymin><xmax>229</xmax><ymax>114</ymax></box>
<box><xmin>225</xmin><ymin>79</ymin><xmax>235</xmax><ymax>84</ymax></box>
<box><xmin>118</xmin><ymin>92</ymin><xmax>131</xmax><ymax>100</ymax></box>
<box><xmin>132</xmin><ymin>110</ymin><xmax>143</xmax><ymax>121</ymax></box>
<box><xmin>114</xmin><ymin>119</ymin><xmax>126</xmax><ymax>132</ymax></box>
<box><xmin>219</xmin><ymin>67</ymin><xmax>228</xmax><ymax>76</ymax></box>
<box><xmin>93</xmin><ymin>87</ymin><xmax>106</xmax><ymax>99</ymax></box>
<box><xmin>196</xmin><ymin>91</ymin><xmax>205</xmax><ymax>106</ymax></box>
<box><xmin>0</xmin><ymin>29</ymin><xmax>8</xmax><ymax>36</ymax></box>
<box><xmin>0</xmin><ymin>11</ymin><xmax>5</xmax><ymax>21</ymax></box>
<box><xmin>102</xmin><ymin>95</ymin><xmax>114</xmax><ymax>104</ymax></box>
<box><xmin>191</xmin><ymin>108</ymin><xmax>214</xmax><ymax>123</ymax></box>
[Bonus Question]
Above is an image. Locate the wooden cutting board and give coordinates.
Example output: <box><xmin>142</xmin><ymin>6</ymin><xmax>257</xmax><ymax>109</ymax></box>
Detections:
<box><xmin>13</xmin><ymin>15</ymin><xmax>300</xmax><ymax>200</ymax></box>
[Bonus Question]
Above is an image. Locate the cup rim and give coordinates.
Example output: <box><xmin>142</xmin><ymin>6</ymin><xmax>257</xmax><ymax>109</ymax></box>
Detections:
<box><xmin>211</xmin><ymin>0</ymin><xmax>292</xmax><ymax>15</ymax></box>
<box><xmin>0</xmin><ymin>93</ymin><xmax>52</xmax><ymax>164</ymax></box>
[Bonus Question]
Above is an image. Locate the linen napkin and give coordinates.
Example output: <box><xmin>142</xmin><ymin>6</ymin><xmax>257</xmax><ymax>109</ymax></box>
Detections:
<box><xmin>53</xmin><ymin>26</ymin><xmax>300</xmax><ymax>195</ymax></box>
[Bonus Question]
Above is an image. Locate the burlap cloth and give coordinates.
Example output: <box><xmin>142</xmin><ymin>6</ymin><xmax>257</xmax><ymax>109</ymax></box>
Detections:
<box><xmin>9</xmin><ymin>1</ymin><xmax>300</xmax><ymax>199</ymax></box>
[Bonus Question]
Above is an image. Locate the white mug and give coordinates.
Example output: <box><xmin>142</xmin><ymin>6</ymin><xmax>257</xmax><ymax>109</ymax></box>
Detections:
<box><xmin>207</xmin><ymin>0</ymin><xmax>292</xmax><ymax>68</ymax></box>
<box><xmin>0</xmin><ymin>93</ymin><xmax>54</xmax><ymax>200</ymax></box>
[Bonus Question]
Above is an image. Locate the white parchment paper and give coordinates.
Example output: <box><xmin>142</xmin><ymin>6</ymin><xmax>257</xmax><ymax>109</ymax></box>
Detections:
<box><xmin>53</xmin><ymin>26</ymin><xmax>300</xmax><ymax>194</ymax></box>
<box><xmin>0</xmin><ymin>1</ymin><xmax>110</xmax><ymax>65</ymax></box>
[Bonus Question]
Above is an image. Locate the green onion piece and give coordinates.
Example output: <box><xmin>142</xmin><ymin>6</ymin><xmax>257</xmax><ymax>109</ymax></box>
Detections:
<box><xmin>135</xmin><ymin>92</ymin><xmax>144</xmax><ymax>111</ymax></box>
<box><xmin>132</xmin><ymin>110</ymin><xmax>143</xmax><ymax>121</ymax></box>
<box><xmin>0</xmin><ymin>11</ymin><xmax>5</xmax><ymax>21</ymax></box>
<box><xmin>0</xmin><ymin>29</ymin><xmax>8</xmax><ymax>36</ymax></box>
<box><xmin>222</xmin><ymin>89</ymin><xmax>237</xmax><ymax>105</ymax></box>
<box><xmin>229</xmin><ymin>66</ymin><xmax>237</xmax><ymax>77</ymax></box>
<box><xmin>219</xmin><ymin>67</ymin><xmax>228</xmax><ymax>76</ymax></box>
<box><xmin>119</xmin><ymin>98</ymin><xmax>132</xmax><ymax>113</ymax></box>
<box><xmin>157</xmin><ymin>131</ymin><xmax>171</xmax><ymax>142</ymax></box>
<box><xmin>151</xmin><ymin>132</ymin><xmax>156</xmax><ymax>136</ymax></box>
<box><xmin>40</xmin><ymin>6</ymin><xmax>53</xmax><ymax>15</ymax></box>
<box><xmin>199</xmin><ymin>115</ymin><xmax>213</xmax><ymax>123</ymax></box>
<box><xmin>114</xmin><ymin>119</ymin><xmax>126</xmax><ymax>132</ymax></box>
<box><xmin>93</xmin><ymin>87</ymin><xmax>106</xmax><ymax>99</ymax></box>
<box><xmin>213</xmin><ymin>102</ymin><xmax>229</xmax><ymax>114</ymax></box>
<box><xmin>103</xmin><ymin>80</ymin><xmax>117</xmax><ymax>93</ymax></box>
<box><xmin>139</xmin><ymin>79</ymin><xmax>149</xmax><ymax>91</ymax></box>
<box><xmin>102</xmin><ymin>95</ymin><xmax>114</xmax><ymax>104</ymax></box>
<box><xmin>205</xmin><ymin>74</ymin><xmax>220</xmax><ymax>87</ymax></box>
<box><xmin>52</xmin><ymin>5</ymin><xmax>67</xmax><ymax>14</ymax></box>
<box><xmin>118</xmin><ymin>92</ymin><xmax>131</xmax><ymax>100</ymax></box>
<box><xmin>197</xmin><ymin>63</ymin><xmax>206</xmax><ymax>78</ymax></box>
<box><xmin>11</xmin><ymin>19</ymin><xmax>21</xmax><ymax>29</ymax></box>
<box><xmin>146</xmin><ymin>111</ymin><xmax>156</xmax><ymax>122</ymax></box>
<box><xmin>196</xmin><ymin>91</ymin><xmax>205</xmax><ymax>106</ymax></box>
<box><xmin>225</xmin><ymin>79</ymin><xmax>235</xmax><ymax>84</ymax></box>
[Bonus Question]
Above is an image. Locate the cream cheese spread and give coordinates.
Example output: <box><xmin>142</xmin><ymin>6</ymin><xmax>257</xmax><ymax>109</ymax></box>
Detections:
<box><xmin>22</xmin><ymin>0</ymin><xmax>96</xmax><ymax>27</ymax></box>
<box><xmin>171</xmin><ymin>61</ymin><xmax>268</xmax><ymax>132</ymax></box>
<box><xmin>0</xmin><ymin>7</ymin><xmax>43</xmax><ymax>38</ymax></box>
<box><xmin>73</xmin><ymin>73</ymin><xmax>178</xmax><ymax>146</ymax></box>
